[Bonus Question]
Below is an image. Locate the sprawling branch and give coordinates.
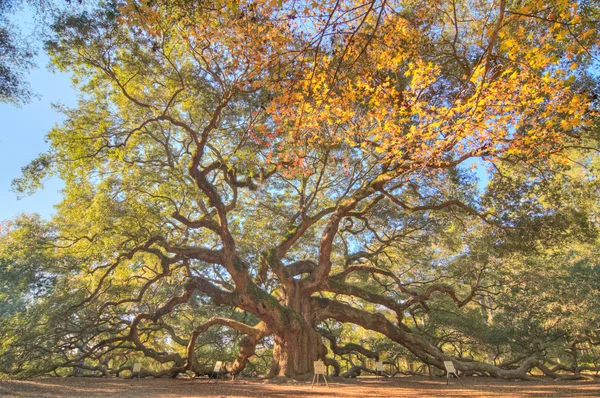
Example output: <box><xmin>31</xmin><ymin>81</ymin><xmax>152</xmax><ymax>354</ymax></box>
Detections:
<box><xmin>331</xmin><ymin>265</ymin><xmax>481</xmax><ymax>316</ymax></box>
<box><xmin>285</xmin><ymin>260</ymin><xmax>317</xmax><ymax>277</ymax></box>
<box><xmin>72</xmin><ymin>236</ymin><xmax>162</xmax><ymax>310</ymax></box>
<box><xmin>312</xmin><ymin>297</ymin><xmax>579</xmax><ymax>380</ymax></box>
<box><xmin>301</xmin><ymin>171</ymin><xmax>399</xmax><ymax>293</ymax></box>
<box><xmin>159</xmin><ymin>241</ymin><xmax>224</xmax><ymax>264</ymax></box>
<box><xmin>318</xmin><ymin>328</ymin><xmax>379</xmax><ymax>360</ymax></box>
<box><xmin>380</xmin><ymin>192</ymin><xmax>502</xmax><ymax>228</ymax></box>
<box><xmin>186</xmin><ymin>317</ymin><xmax>270</xmax><ymax>375</ymax></box>
<box><xmin>326</xmin><ymin>279</ymin><xmax>406</xmax><ymax>321</ymax></box>
<box><xmin>274</xmin><ymin>207</ymin><xmax>336</xmax><ymax>260</ymax></box>
<box><xmin>171</xmin><ymin>210</ymin><xmax>220</xmax><ymax>233</ymax></box>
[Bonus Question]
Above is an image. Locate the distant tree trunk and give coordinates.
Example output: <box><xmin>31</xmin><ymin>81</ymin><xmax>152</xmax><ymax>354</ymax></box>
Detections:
<box><xmin>70</xmin><ymin>346</ymin><xmax>85</xmax><ymax>377</ymax></box>
<box><xmin>71</xmin><ymin>365</ymin><xmax>84</xmax><ymax>377</ymax></box>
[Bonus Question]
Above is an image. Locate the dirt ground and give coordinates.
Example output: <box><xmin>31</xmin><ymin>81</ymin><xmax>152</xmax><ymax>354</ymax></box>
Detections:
<box><xmin>0</xmin><ymin>376</ymin><xmax>598</xmax><ymax>398</ymax></box>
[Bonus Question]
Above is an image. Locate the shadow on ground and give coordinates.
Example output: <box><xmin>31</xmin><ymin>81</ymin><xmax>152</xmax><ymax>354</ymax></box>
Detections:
<box><xmin>0</xmin><ymin>375</ymin><xmax>598</xmax><ymax>397</ymax></box>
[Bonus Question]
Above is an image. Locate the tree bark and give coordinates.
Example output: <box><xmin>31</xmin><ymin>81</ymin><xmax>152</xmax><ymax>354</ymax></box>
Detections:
<box><xmin>270</xmin><ymin>325</ymin><xmax>324</xmax><ymax>377</ymax></box>
<box><xmin>268</xmin><ymin>287</ymin><xmax>325</xmax><ymax>377</ymax></box>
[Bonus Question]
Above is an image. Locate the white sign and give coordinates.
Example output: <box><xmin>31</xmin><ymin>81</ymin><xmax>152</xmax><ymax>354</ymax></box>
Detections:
<box><xmin>444</xmin><ymin>361</ymin><xmax>456</xmax><ymax>374</ymax></box>
<box><xmin>311</xmin><ymin>360</ymin><xmax>329</xmax><ymax>388</ymax></box>
<box><xmin>376</xmin><ymin>361</ymin><xmax>384</xmax><ymax>372</ymax></box>
<box><xmin>313</xmin><ymin>361</ymin><xmax>326</xmax><ymax>374</ymax></box>
<box><xmin>213</xmin><ymin>361</ymin><xmax>223</xmax><ymax>373</ymax></box>
<box><xmin>132</xmin><ymin>363</ymin><xmax>142</xmax><ymax>373</ymax></box>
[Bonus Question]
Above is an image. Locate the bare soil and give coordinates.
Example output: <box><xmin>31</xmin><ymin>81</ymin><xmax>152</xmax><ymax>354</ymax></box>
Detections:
<box><xmin>0</xmin><ymin>376</ymin><xmax>598</xmax><ymax>397</ymax></box>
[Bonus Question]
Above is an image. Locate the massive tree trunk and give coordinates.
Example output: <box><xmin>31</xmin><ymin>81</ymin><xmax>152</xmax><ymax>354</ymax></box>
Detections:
<box><xmin>268</xmin><ymin>287</ymin><xmax>325</xmax><ymax>377</ymax></box>
<box><xmin>270</xmin><ymin>325</ymin><xmax>324</xmax><ymax>377</ymax></box>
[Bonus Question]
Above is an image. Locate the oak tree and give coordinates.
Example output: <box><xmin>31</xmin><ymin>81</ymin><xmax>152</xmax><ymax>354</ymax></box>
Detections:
<box><xmin>6</xmin><ymin>0</ymin><xmax>599</xmax><ymax>378</ymax></box>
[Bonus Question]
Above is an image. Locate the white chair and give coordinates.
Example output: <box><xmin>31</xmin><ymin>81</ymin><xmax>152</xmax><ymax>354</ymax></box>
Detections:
<box><xmin>444</xmin><ymin>361</ymin><xmax>461</xmax><ymax>384</ymax></box>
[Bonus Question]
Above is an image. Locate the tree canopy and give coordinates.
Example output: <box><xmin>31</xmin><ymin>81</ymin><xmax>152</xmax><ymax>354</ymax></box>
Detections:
<box><xmin>0</xmin><ymin>0</ymin><xmax>36</xmax><ymax>104</ymax></box>
<box><xmin>0</xmin><ymin>0</ymin><xmax>82</xmax><ymax>105</ymax></box>
<box><xmin>2</xmin><ymin>0</ymin><xmax>600</xmax><ymax>380</ymax></box>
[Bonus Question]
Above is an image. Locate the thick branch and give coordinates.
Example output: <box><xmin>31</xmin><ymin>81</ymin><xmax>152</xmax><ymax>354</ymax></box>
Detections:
<box><xmin>311</xmin><ymin>297</ymin><xmax>565</xmax><ymax>380</ymax></box>
<box><xmin>380</xmin><ymin>192</ymin><xmax>502</xmax><ymax>228</ymax></box>
<box><xmin>285</xmin><ymin>259</ymin><xmax>317</xmax><ymax>277</ymax></box>
<box><xmin>318</xmin><ymin>328</ymin><xmax>379</xmax><ymax>360</ymax></box>
<box><xmin>186</xmin><ymin>317</ymin><xmax>270</xmax><ymax>375</ymax></box>
<box><xmin>171</xmin><ymin>210</ymin><xmax>220</xmax><ymax>233</ymax></box>
<box><xmin>332</xmin><ymin>266</ymin><xmax>480</xmax><ymax>314</ymax></box>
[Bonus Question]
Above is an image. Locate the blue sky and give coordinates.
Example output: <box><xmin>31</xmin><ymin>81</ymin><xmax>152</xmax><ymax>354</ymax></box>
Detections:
<box><xmin>0</xmin><ymin>54</ymin><xmax>76</xmax><ymax>221</ymax></box>
<box><xmin>0</xmin><ymin>5</ymin><xmax>77</xmax><ymax>222</ymax></box>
